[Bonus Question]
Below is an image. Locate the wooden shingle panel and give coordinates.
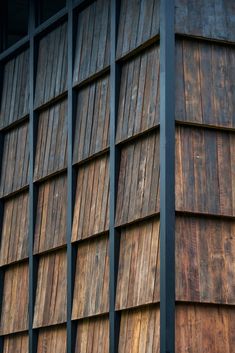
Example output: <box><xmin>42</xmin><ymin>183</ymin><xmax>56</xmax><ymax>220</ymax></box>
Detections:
<box><xmin>3</xmin><ymin>333</ymin><xmax>28</xmax><ymax>353</ymax></box>
<box><xmin>72</xmin><ymin>235</ymin><xmax>109</xmax><ymax>319</ymax></box>
<box><xmin>34</xmin><ymin>174</ymin><xmax>67</xmax><ymax>254</ymax></box>
<box><xmin>0</xmin><ymin>50</ymin><xmax>29</xmax><ymax>128</ymax></box>
<box><xmin>37</xmin><ymin>326</ymin><xmax>66</xmax><ymax>353</ymax></box>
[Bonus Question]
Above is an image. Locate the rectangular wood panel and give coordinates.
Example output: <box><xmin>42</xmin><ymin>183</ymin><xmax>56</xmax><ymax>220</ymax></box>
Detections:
<box><xmin>35</xmin><ymin>22</ymin><xmax>67</xmax><ymax>108</ymax></box>
<box><xmin>175</xmin><ymin>0</ymin><xmax>235</xmax><ymax>42</ymax></box>
<box><xmin>3</xmin><ymin>333</ymin><xmax>28</xmax><ymax>353</ymax></box>
<box><xmin>175</xmin><ymin>126</ymin><xmax>235</xmax><ymax>216</ymax></box>
<box><xmin>116</xmin><ymin>45</ymin><xmax>160</xmax><ymax>143</ymax></box>
<box><xmin>116</xmin><ymin>132</ymin><xmax>160</xmax><ymax>226</ymax></box>
<box><xmin>72</xmin><ymin>235</ymin><xmax>109</xmax><ymax>319</ymax></box>
<box><xmin>34</xmin><ymin>99</ymin><xmax>67</xmax><ymax>180</ymax></box>
<box><xmin>73</xmin><ymin>0</ymin><xmax>110</xmax><ymax>84</ymax></box>
<box><xmin>34</xmin><ymin>174</ymin><xmax>67</xmax><ymax>254</ymax></box>
<box><xmin>0</xmin><ymin>191</ymin><xmax>28</xmax><ymax>266</ymax></box>
<box><xmin>72</xmin><ymin>154</ymin><xmax>109</xmax><ymax>241</ymax></box>
<box><xmin>176</xmin><ymin>39</ymin><xmax>235</xmax><ymax>128</ymax></box>
<box><xmin>75</xmin><ymin>316</ymin><xmax>109</xmax><ymax>353</ymax></box>
<box><xmin>117</xmin><ymin>0</ymin><xmax>159</xmax><ymax>59</ymax></box>
<box><xmin>116</xmin><ymin>219</ymin><xmax>160</xmax><ymax>310</ymax></box>
<box><xmin>0</xmin><ymin>50</ymin><xmax>29</xmax><ymax>128</ymax></box>
<box><xmin>0</xmin><ymin>262</ymin><xmax>29</xmax><ymax>335</ymax></box>
<box><xmin>0</xmin><ymin>122</ymin><xmax>29</xmax><ymax>197</ymax></box>
<box><xmin>37</xmin><ymin>325</ymin><xmax>66</xmax><ymax>353</ymax></box>
<box><xmin>73</xmin><ymin>75</ymin><xmax>109</xmax><ymax>163</ymax></box>
<box><xmin>33</xmin><ymin>249</ymin><xmax>67</xmax><ymax>328</ymax></box>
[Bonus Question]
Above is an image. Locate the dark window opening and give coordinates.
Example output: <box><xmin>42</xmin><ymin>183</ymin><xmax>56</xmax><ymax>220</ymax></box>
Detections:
<box><xmin>38</xmin><ymin>0</ymin><xmax>66</xmax><ymax>24</ymax></box>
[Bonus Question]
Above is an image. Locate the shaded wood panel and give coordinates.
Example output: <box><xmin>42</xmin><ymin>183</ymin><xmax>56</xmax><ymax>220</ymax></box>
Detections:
<box><xmin>0</xmin><ymin>122</ymin><xmax>29</xmax><ymax>197</ymax></box>
<box><xmin>0</xmin><ymin>191</ymin><xmax>29</xmax><ymax>266</ymax></box>
<box><xmin>0</xmin><ymin>262</ymin><xmax>29</xmax><ymax>335</ymax></box>
<box><xmin>175</xmin><ymin>0</ymin><xmax>235</xmax><ymax>42</ymax></box>
<box><xmin>117</xmin><ymin>45</ymin><xmax>160</xmax><ymax>143</ymax></box>
<box><xmin>72</xmin><ymin>235</ymin><xmax>109</xmax><ymax>319</ymax></box>
<box><xmin>35</xmin><ymin>22</ymin><xmax>67</xmax><ymax>108</ymax></box>
<box><xmin>73</xmin><ymin>75</ymin><xmax>110</xmax><ymax>163</ymax></box>
<box><xmin>117</xmin><ymin>0</ymin><xmax>159</xmax><ymax>59</ymax></box>
<box><xmin>0</xmin><ymin>50</ymin><xmax>29</xmax><ymax>128</ymax></box>
<box><xmin>34</xmin><ymin>174</ymin><xmax>67</xmax><ymax>254</ymax></box>
<box><xmin>73</xmin><ymin>0</ymin><xmax>110</xmax><ymax>84</ymax></box>
<box><xmin>119</xmin><ymin>306</ymin><xmax>160</xmax><ymax>353</ymax></box>
<box><xmin>37</xmin><ymin>326</ymin><xmax>66</xmax><ymax>353</ymax></box>
<box><xmin>75</xmin><ymin>316</ymin><xmax>109</xmax><ymax>353</ymax></box>
<box><xmin>72</xmin><ymin>154</ymin><xmax>109</xmax><ymax>241</ymax></box>
<box><xmin>33</xmin><ymin>250</ymin><xmax>67</xmax><ymax>328</ymax></box>
<box><xmin>175</xmin><ymin>126</ymin><xmax>235</xmax><ymax>216</ymax></box>
<box><xmin>116</xmin><ymin>219</ymin><xmax>160</xmax><ymax>310</ymax></box>
<box><xmin>116</xmin><ymin>132</ymin><xmax>160</xmax><ymax>226</ymax></box>
<box><xmin>3</xmin><ymin>333</ymin><xmax>28</xmax><ymax>353</ymax></box>
<box><xmin>34</xmin><ymin>99</ymin><xmax>67</xmax><ymax>180</ymax></box>
<box><xmin>176</xmin><ymin>39</ymin><xmax>235</xmax><ymax>128</ymax></box>
<box><xmin>176</xmin><ymin>216</ymin><xmax>235</xmax><ymax>304</ymax></box>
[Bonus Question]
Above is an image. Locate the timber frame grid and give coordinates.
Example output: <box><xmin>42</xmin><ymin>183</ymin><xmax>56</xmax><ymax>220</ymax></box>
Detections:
<box><xmin>0</xmin><ymin>1</ymin><xmax>175</xmax><ymax>353</ymax></box>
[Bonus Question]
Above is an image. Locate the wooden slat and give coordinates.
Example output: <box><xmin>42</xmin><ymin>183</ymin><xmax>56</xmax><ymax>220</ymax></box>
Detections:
<box><xmin>0</xmin><ymin>262</ymin><xmax>29</xmax><ymax>335</ymax></box>
<box><xmin>34</xmin><ymin>99</ymin><xmax>68</xmax><ymax>180</ymax></box>
<box><xmin>116</xmin><ymin>132</ymin><xmax>160</xmax><ymax>226</ymax></box>
<box><xmin>34</xmin><ymin>174</ymin><xmax>67</xmax><ymax>254</ymax></box>
<box><xmin>0</xmin><ymin>50</ymin><xmax>30</xmax><ymax>129</ymax></box>
<box><xmin>116</xmin><ymin>0</ymin><xmax>159</xmax><ymax>59</ymax></box>
<box><xmin>116</xmin><ymin>219</ymin><xmax>160</xmax><ymax>310</ymax></box>
<box><xmin>0</xmin><ymin>122</ymin><xmax>29</xmax><ymax>197</ymax></box>
<box><xmin>3</xmin><ymin>333</ymin><xmax>28</xmax><ymax>353</ymax></box>
<box><xmin>34</xmin><ymin>22</ymin><xmax>68</xmax><ymax>108</ymax></box>
<box><xmin>75</xmin><ymin>316</ymin><xmax>109</xmax><ymax>353</ymax></box>
<box><xmin>72</xmin><ymin>235</ymin><xmax>109</xmax><ymax>319</ymax></box>
<box><xmin>175</xmin><ymin>126</ymin><xmax>235</xmax><ymax>216</ymax></box>
<box><xmin>73</xmin><ymin>0</ymin><xmax>110</xmax><ymax>84</ymax></box>
<box><xmin>72</xmin><ymin>154</ymin><xmax>109</xmax><ymax>241</ymax></box>
<box><xmin>73</xmin><ymin>75</ymin><xmax>110</xmax><ymax>163</ymax></box>
<box><xmin>175</xmin><ymin>39</ymin><xmax>235</xmax><ymax>128</ymax></box>
<box><xmin>116</xmin><ymin>45</ymin><xmax>160</xmax><ymax>143</ymax></box>
<box><xmin>33</xmin><ymin>249</ymin><xmax>67</xmax><ymax>328</ymax></box>
<box><xmin>175</xmin><ymin>0</ymin><xmax>235</xmax><ymax>42</ymax></box>
<box><xmin>37</xmin><ymin>325</ymin><xmax>66</xmax><ymax>353</ymax></box>
<box><xmin>0</xmin><ymin>191</ymin><xmax>29</xmax><ymax>266</ymax></box>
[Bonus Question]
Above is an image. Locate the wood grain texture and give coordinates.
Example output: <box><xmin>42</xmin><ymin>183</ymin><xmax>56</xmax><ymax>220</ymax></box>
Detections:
<box><xmin>116</xmin><ymin>219</ymin><xmax>160</xmax><ymax>310</ymax></box>
<box><xmin>72</xmin><ymin>154</ymin><xmax>109</xmax><ymax>241</ymax></box>
<box><xmin>175</xmin><ymin>0</ymin><xmax>235</xmax><ymax>42</ymax></box>
<box><xmin>117</xmin><ymin>0</ymin><xmax>159</xmax><ymax>59</ymax></box>
<box><xmin>0</xmin><ymin>50</ymin><xmax>29</xmax><ymax>128</ymax></box>
<box><xmin>0</xmin><ymin>262</ymin><xmax>29</xmax><ymax>335</ymax></box>
<box><xmin>73</xmin><ymin>75</ymin><xmax>110</xmax><ymax>163</ymax></box>
<box><xmin>34</xmin><ymin>174</ymin><xmax>67</xmax><ymax>254</ymax></box>
<box><xmin>176</xmin><ymin>39</ymin><xmax>235</xmax><ymax>128</ymax></box>
<box><xmin>72</xmin><ymin>235</ymin><xmax>109</xmax><ymax>319</ymax></box>
<box><xmin>33</xmin><ymin>249</ymin><xmax>67</xmax><ymax>328</ymax></box>
<box><xmin>75</xmin><ymin>316</ymin><xmax>109</xmax><ymax>353</ymax></box>
<box><xmin>73</xmin><ymin>0</ymin><xmax>110</xmax><ymax>84</ymax></box>
<box><xmin>176</xmin><ymin>216</ymin><xmax>235</xmax><ymax>304</ymax></box>
<box><xmin>175</xmin><ymin>126</ymin><xmax>235</xmax><ymax>216</ymax></box>
<box><xmin>116</xmin><ymin>45</ymin><xmax>160</xmax><ymax>143</ymax></box>
<box><xmin>3</xmin><ymin>333</ymin><xmax>28</xmax><ymax>353</ymax></box>
<box><xmin>116</xmin><ymin>132</ymin><xmax>160</xmax><ymax>226</ymax></box>
<box><xmin>35</xmin><ymin>22</ymin><xmax>67</xmax><ymax>108</ymax></box>
<box><xmin>119</xmin><ymin>306</ymin><xmax>160</xmax><ymax>353</ymax></box>
<box><xmin>0</xmin><ymin>191</ymin><xmax>29</xmax><ymax>266</ymax></box>
<box><xmin>34</xmin><ymin>99</ymin><xmax>67</xmax><ymax>180</ymax></box>
<box><xmin>37</xmin><ymin>326</ymin><xmax>66</xmax><ymax>353</ymax></box>
<box><xmin>0</xmin><ymin>122</ymin><xmax>29</xmax><ymax>197</ymax></box>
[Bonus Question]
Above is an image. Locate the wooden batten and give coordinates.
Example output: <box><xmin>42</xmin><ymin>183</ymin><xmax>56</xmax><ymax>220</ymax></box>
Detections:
<box><xmin>37</xmin><ymin>325</ymin><xmax>66</xmax><ymax>353</ymax></box>
<box><xmin>3</xmin><ymin>333</ymin><xmax>28</xmax><ymax>353</ymax></box>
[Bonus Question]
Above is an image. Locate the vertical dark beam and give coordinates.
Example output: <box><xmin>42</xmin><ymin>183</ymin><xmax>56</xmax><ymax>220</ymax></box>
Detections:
<box><xmin>67</xmin><ymin>1</ymin><xmax>76</xmax><ymax>353</ymax></box>
<box><xmin>159</xmin><ymin>1</ymin><xmax>175</xmax><ymax>353</ymax></box>
<box><xmin>29</xmin><ymin>1</ymin><xmax>38</xmax><ymax>353</ymax></box>
<box><xmin>109</xmin><ymin>1</ymin><xmax>121</xmax><ymax>353</ymax></box>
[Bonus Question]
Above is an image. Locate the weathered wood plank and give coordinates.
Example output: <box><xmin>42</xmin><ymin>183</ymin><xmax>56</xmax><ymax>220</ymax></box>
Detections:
<box><xmin>3</xmin><ymin>333</ymin><xmax>28</xmax><ymax>353</ymax></box>
<box><xmin>37</xmin><ymin>325</ymin><xmax>66</xmax><ymax>353</ymax></box>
